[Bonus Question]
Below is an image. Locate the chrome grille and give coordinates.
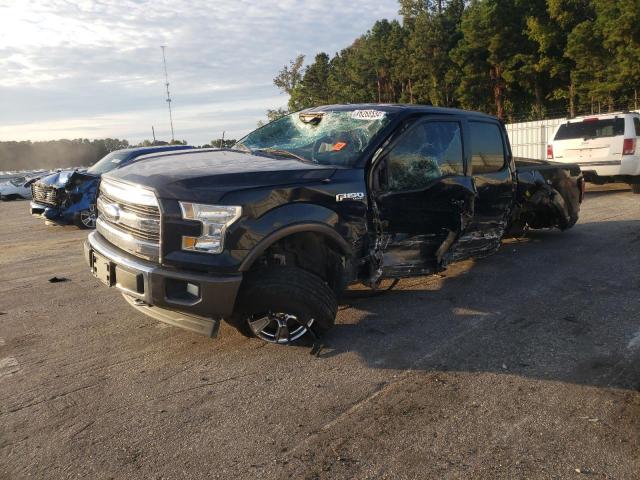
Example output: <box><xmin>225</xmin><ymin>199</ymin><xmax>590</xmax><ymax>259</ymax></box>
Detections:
<box><xmin>97</xmin><ymin>178</ymin><xmax>160</xmax><ymax>262</ymax></box>
<box><xmin>100</xmin><ymin>191</ymin><xmax>159</xmax><ymax>217</ymax></box>
<box><xmin>97</xmin><ymin>193</ymin><xmax>160</xmax><ymax>242</ymax></box>
<box><xmin>32</xmin><ymin>183</ymin><xmax>62</xmax><ymax>206</ymax></box>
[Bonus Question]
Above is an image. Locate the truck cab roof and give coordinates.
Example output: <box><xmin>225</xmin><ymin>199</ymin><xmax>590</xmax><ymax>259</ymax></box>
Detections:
<box><xmin>303</xmin><ymin>103</ymin><xmax>498</xmax><ymax>121</ymax></box>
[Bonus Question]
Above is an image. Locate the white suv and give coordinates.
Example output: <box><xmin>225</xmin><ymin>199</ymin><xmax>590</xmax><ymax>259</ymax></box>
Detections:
<box><xmin>548</xmin><ymin>112</ymin><xmax>640</xmax><ymax>193</ymax></box>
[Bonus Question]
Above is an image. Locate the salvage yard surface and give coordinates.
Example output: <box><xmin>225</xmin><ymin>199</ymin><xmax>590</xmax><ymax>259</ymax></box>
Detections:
<box><xmin>1</xmin><ymin>186</ymin><xmax>639</xmax><ymax>479</ymax></box>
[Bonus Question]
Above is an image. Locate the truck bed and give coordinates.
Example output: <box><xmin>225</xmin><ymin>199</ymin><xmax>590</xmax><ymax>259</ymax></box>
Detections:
<box><xmin>511</xmin><ymin>157</ymin><xmax>584</xmax><ymax>231</ymax></box>
<box><xmin>515</xmin><ymin>157</ymin><xmax>581</xmax><ymax>177</ymax></box>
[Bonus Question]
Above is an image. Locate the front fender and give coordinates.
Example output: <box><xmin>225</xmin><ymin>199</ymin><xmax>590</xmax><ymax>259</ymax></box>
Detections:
<box><xmin>59</xmin><ymin>184</ymin><xmax>99</xmax><ymax>222</ymax></box>
<box><xmin>233</xmin><ymin>203</ymin><xmax>353</xmax><ymax>272</ymax></box>
<box><xmin>161</xmin><ymin>199</ymin><xmax>364</xmax><ymax>275</ymax></box>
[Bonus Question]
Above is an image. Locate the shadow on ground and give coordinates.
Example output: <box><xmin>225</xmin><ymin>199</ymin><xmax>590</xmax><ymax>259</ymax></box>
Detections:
<box><xmin>314</xmin><ymin>217</ymin><xmax>640</xmax><ymax>392</ymax></box>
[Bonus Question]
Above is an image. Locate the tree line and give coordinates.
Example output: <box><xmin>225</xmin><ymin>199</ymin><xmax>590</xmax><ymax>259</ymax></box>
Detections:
<box><xmin>0</xmin><ymin>138</ymin><xmax>189</xmax><ymax>171</ymax></box>
<box><xmin>0</xmin><ymin>137</ymin><xmax>240</xmax><ymax>171</ymax></box>
<box><xmin>0</xmin><ymin>139</ymin><xmax>130</xmax><ymax>171</ymax></box>
<box><xmin>271</xmin><ymin>0</ymin><xmax>640</xmax><ymax>122</ymax></box>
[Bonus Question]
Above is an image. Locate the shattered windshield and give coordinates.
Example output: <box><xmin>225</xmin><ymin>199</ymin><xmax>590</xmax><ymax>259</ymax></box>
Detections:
<box><xmin>235</xmin><ymin>109</ymin><xmax>393</xmax><ymax>167</ymax></box>
<box><xmin>88</xmin><ymin>152</ymin><xmax>129</xmax><ymax>175</ymax></box>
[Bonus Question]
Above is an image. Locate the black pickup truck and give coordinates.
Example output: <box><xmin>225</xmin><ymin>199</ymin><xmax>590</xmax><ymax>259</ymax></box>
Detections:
<box><xmin>84</xmin><ymin>105</ymin><xmax>584</xmax><ymax>345</ymax></box>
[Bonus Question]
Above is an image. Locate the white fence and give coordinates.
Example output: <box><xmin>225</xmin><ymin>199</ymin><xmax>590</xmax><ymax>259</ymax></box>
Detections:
<box><xmin>505</xmin><ymin>117</ymin><xmax>565</xmax><ymax>160</ymax></box>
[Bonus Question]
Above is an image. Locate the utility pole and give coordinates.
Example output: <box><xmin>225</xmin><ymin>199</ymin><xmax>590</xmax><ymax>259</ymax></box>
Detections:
<box><xmin>220</xmin><ymin>131</ymin><xmax>225</xmax><ymax>148</ymax></box>
<box><xmin>161</xmin><ymin>46</ymin><xmax>175</xmax><ymax>142</ymax></box>
<box><xmin>152</xmin><ymin>126</ymin><xmax>156</xmax><ymax>143</ymax></box>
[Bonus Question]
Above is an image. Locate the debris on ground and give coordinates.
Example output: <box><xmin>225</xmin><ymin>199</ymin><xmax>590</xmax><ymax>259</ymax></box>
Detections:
<box><xmin>575</xmin><ymin>467</ymin><xmax>593</xmax><ymax>474</ymax></box>
<box><xmin>48</xmin><ymin>276</ymin><xmax>70</xmax><ymax>283</ymax></box>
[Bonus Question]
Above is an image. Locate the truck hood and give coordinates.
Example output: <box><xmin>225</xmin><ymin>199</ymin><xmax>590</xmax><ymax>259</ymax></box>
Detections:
<box><xmin>106</xmin><ymin>149</ymin><xmax>338</xmax><ymax>203</ymax></box>
<box><xmin>37</xmin><ymin>169</ymin><xmax>95</xmax><ymax>189</ymax></box>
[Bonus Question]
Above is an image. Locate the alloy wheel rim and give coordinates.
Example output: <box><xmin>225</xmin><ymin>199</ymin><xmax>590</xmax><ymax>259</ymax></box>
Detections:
<box><xmin>81</xmin><ymin>205</ymin><xmax>97</xmax><ymax>228</ymax></box>
<box><xmin>248</xmin><ymin>312</ymin><xmax>314</xmax><ymax>344</ymax></box>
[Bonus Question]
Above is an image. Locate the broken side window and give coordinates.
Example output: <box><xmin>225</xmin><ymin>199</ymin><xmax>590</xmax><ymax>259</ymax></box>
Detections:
<box><xmin>386</xmin><ymin>121</ymin><xmax>464</xmax><ymax>192</ymax></box>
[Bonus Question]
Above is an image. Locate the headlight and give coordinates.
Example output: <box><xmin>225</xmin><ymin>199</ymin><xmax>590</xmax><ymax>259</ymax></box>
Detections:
<box><xmin>179</xmin><ymin>202</ymin><xmax>242</xmax><ymax>254</ymax></box>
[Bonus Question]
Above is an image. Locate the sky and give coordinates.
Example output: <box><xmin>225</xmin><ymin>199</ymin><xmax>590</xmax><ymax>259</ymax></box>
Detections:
<box><xmin>0</xmin><ymin>0</ymin><xmax>400</xmax><ymax>146</ymax></box>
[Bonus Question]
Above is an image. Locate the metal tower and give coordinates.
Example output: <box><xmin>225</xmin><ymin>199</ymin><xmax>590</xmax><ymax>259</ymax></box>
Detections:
<box><xmin>161</xmin><ymin>46</ymin><xmax>175</xmax><ymax>142</ymax></box>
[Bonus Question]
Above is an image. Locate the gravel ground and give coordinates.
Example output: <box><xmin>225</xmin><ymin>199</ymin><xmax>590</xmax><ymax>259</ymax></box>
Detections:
<box><xmin>1</xmin><ymin>185</ymin><xmax>639</xmax><ymax>479</ymax></box>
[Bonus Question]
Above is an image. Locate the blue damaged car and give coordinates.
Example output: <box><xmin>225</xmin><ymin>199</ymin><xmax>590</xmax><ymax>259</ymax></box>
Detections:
<box><xmin>30</xmin><ymin>145</ymin><xmax>193</xmax><ymax>228</ymax></box>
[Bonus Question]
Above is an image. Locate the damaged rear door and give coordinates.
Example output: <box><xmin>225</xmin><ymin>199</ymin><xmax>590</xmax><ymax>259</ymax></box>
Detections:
<box><xmin>371</xmin><ymin>116</ymin><xmax>475</xmax><ymax>278</ymax></box>
<box><xmin>450</xmin><ymin>120</ymin><xmax>515</xmax><ymax>260</ymax></box>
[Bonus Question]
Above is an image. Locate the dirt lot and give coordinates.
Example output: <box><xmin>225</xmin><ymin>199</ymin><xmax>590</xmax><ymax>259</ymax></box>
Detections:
<box><xmin>1</xmin><ymin>185</ymin><xmax>639</xmax><ymax>479</ymax></box>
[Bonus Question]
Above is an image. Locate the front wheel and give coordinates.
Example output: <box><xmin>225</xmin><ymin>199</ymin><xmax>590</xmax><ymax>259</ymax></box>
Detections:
<box><xmin>228</xmin><ymin>266</ymin><xmax>337</xmax><ymax>345</ymax></box>
<box><xmin>631</xmin><ymin>183</ymin><xmax>640</xmax><ymax>194</ymax></box>
<box><xmin>75</xmin><ymin>204</ymin><xmax>97</xmax><ymax>229</ymax></box>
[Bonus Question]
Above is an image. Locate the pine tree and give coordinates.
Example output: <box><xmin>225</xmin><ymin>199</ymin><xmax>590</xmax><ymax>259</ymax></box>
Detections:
<box><xmin>407</xmin><ymin>0</ymin><xmax>464</xmax><ymax>106</ymax></box>
<box><xmin>268</xmin><ymin>0</ymin><xmax>640</xmax><ymax>122</ymax></box>
<box><xmin>592</xmin><ymin>0</ymin><xmax>640</xmax><ymax>110</ymax></box>
<box><xmin>292</xmin><ymin>53</ymin><xmax>331</xmax><ymax>108</ymax></box>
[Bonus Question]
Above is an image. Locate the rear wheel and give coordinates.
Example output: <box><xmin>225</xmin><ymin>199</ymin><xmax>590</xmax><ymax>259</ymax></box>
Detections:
<box><xmin>228</xmin><ymin>266</ymin><xmax>337</xmax><ymax>345</ymax></box>
<box><xmin>631</xmin><ymin>183</ymin><xmax>640</xmax><ymax>194</ymax></box>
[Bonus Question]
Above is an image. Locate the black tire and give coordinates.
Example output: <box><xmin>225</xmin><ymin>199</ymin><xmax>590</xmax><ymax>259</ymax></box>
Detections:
<box><xmin>228</xmin><ymin>266</ymin><xmax>337</xmax><ymax>344</ymax></box>
<box><xmin>565</xmin><ymin>211</ymin><xmax>579</xmax><ymax>229</ymax></box>
<box><xmin>631</xmin><ymin>184</ymin><xmax>640</xmax><ymax>194</ymax></box>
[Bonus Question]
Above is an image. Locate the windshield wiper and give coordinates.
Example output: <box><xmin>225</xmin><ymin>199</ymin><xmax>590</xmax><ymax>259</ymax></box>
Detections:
<box><xmin>254</xmin><ymin>148</ymin><xmax>310</xmax><ymax>163</ymax></box>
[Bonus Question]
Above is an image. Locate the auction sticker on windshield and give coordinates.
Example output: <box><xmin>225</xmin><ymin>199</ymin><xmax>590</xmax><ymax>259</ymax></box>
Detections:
<box><xmin>351</xmin><ymin>110</ymin><xmax>386</xmax><ymax>121</ymax></box>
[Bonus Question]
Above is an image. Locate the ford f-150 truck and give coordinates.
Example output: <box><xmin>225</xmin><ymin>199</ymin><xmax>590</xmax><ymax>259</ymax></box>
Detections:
<box><xmin>84</xmin><ymin>105</ymin><xmax>584</xmax><ymax>345</ymax></box>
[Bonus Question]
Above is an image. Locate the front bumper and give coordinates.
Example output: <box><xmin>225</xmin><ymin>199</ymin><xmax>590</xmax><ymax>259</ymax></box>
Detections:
<box><xmin>31</xmin><ymin>201</ymin><xmax>62</xmax><ymax>220</ymax></box>
<box><xmin>84</xmin><ymin>231</ymin><xmax>242</xmax><ymax>336</ymax></box>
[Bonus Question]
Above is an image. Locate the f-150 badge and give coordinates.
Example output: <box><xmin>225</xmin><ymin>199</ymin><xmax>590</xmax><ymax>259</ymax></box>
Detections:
<box><xmin>336</xmin><ymin>192</ymin><xmax>365</xmax><ymax>202</ymax></box>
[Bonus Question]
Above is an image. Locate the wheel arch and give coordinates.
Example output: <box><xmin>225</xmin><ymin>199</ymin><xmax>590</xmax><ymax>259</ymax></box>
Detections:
<box><xmin>238</xmin><ymin>222</ymin><xmax>353</xmax><ymax>273</ymax></box>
